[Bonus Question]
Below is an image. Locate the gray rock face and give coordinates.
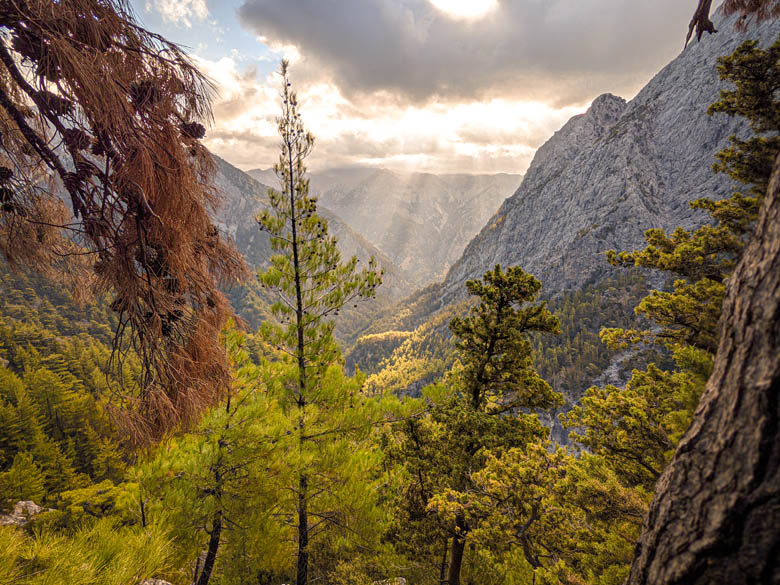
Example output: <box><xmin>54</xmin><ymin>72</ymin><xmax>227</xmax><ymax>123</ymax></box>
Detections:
<box><xmin>437</xmin><ymin>10</ymin><xmax>780</xmax><ymax>301</ymax></box>
<box><xmin>250</xmin><ymin>167</ymin><xmax>522</xmax><ymax>288</ymax></box>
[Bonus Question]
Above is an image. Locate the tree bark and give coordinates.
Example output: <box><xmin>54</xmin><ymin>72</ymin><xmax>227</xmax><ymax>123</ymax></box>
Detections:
<box><xmin>195</xmin><ymin>508</ymin><xmax>222</xmax><ymax>585</ymax></box>
<box><xmin>440</xmin><ymin>538</ymin><xmax>449</xmax><ymax>584</ymax></box>
<box><xmin>627</xmin><ymin>157</ymin><xmax>780</xmax><ymax>584</ymax></box>
<box><xmin>447</xmin><ymin>516</ymin><xmax>467</xmax><ymax>585</ymax></box>
<box><xmin>296</xmin><ymin>473</ymin><xmax>309</xmax><ymax>585</ymax></box>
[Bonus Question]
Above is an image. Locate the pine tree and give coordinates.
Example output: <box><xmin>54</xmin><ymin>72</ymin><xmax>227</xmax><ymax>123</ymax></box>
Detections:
<box><xmin>140</xmin><ymin>329</ymin><xmax>285</xmax><ymax>585</ymax></box>
<box><xmin>256</xmin><ymin>60</ymin><xmax>382</xmax><ymax>585</ymax></box>
<box><xmin>0</xmin><ymin>451</ymin><xmax>45</xmax><ymax>506</ymax></box>
<box><xmin>565</xmin><ymin>361</ymin><xmax>706</xmax><ymax>491</ymax></box>
<box><xmin>391</xmin><ymin>265</ymin><xmax>561</xmax><ymax>585</ymax></box>
<box><xmin>444</xmin><ymin>266</ymin><xmax>561</xmax><ymax>585</ymax></box>
<box><xmin>449</xmin><ymin>265</ymin><xmax>561</xmax><ymax>413</ymax></box>
<box><xmin>625</xmin><ymin>30</ymin><xmax>780</xmax><ymax>585</ymax></box>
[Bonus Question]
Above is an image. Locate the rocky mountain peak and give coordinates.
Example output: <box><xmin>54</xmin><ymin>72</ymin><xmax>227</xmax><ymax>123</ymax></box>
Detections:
<box><xmin>437</xmin><ymin>10</ymin><xmax>780</xmax><ymax>300</ymax></box>
<box><xmin>523</xmin><ymin>93</ymin><xmax>627</xmax><ymax>190</ymax></box>
<box><xmin>589</xmin><ymin>93</ymin><xmax>628</xmax><ymax>122</ymax></box>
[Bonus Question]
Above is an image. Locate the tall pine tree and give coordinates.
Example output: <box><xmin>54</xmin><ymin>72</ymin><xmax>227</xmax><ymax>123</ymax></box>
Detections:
<box><xmin>256</xmin><ymin>60</ymin><xmax>382</xmax><ymax>585</ymax></box>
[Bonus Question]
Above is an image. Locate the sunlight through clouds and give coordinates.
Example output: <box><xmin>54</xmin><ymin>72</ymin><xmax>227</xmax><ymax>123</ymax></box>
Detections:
<box><xmin>134</xmin><ymin>0</ymin><xmax>694</xmax><ymax>175</ymax></box>
<box><xmin>428</xmin><ymin>0</ymin><xmax>498</xmax><ymax>20</ymax></box>
<box><xmin>194</xmin><ymin>55</ymin><xmax>586</xmax><ymax>173</ymax></box>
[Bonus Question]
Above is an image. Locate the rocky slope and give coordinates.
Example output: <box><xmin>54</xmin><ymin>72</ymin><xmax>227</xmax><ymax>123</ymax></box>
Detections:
<box><xmin>431</xmin><ymin>9</ymin><xmax>780</xmax><ymax>304</ymax></box>
<box><xmin>212</xmin><ymin>156</ymin><xmax>414</xmax><ymax>300</ymax></box>
<box><xmin>249</xmin><ymin>167</ymin><xmax>522</xmax><ymax>288</ymax></box>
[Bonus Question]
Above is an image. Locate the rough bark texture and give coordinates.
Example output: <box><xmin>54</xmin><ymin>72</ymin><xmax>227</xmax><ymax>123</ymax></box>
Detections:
<box><xmin>627</xmin><ymin>157</ymin><xmax>780</xmax><ymax>584</ymax></box>
<box><xmin>440</xmin><ymin>538</ymin><xmax>449</xmax><ymax>584</ymax></box>
<box><xmin>447</xmin><ymin>517</ymin><xmax>467</xmax><ymax>585</ymax></box>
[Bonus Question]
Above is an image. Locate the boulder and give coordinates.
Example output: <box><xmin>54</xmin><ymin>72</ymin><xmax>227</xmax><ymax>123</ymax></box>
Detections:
<box><xmin>0</xmin><ymin>500</ymin><xmax>45</xmax><ymax>527</ymax></box>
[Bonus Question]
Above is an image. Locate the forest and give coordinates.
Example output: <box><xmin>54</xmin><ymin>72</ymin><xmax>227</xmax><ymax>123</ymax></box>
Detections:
<box><xmin>0</xmin><ymin>1</ymin><xmax>779</xmax><ymax>585</ymax></box>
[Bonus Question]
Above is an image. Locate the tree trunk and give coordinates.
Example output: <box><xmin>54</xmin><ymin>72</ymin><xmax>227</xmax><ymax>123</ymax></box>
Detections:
<box><xmin>439</xmin><ymin>538</ymin><xmax>449</xmax><ymax>584</ymax></box>
<box><xmin>288</xmin><ymin>88</ymin><xmax>310</xmax><ymax>585</ymax></box>
<box><xmin>296</xmin><ymin>472</ymin><xmax>309</xmax><ymax>585</ymax></box>
<box><xmin>627</xmin><ymin>157</ymin><xmax>780</xmax><ymax>584</ymax></box>
<box><xmin>195</xmin><ymin>509</ymin><xmax>222</xmax><ymax>585</ymax></box>
<box><xmin>447</xmin><ymin>516</ymin><xmax>467</xmax><ymax>585</ymax></box>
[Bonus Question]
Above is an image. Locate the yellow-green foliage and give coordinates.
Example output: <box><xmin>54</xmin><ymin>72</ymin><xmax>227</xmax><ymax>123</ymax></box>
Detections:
<box><xmin>137</xmin><ymin>328</ymin><xmax>407</xmax><ymax>584</ymax></box>
<box><xmin>0</xmin><ymin>452</ymin><xmax>45</xmax><ymax>504</ymax></box>
<box><xmin>565</xmin><ymin>359</ymin><xmax>706</xmax><ymax>491</ymax></box>
<box><xmin>346</xmin><ymin>330</ymin><xmax>413</xmax><ymax>375</ymax></box>
<box><xmin>386</xmin><ymin>266</ymin><xmax>561</xmax><ymax>585</ymax></box>
<box><xmin>39</xmin><ymin>480</ymin><xmax>140</xmax><ymax>529</ymax></box>
<box><xmin>362</xmin><ymin>271</ymin><xmax>652</xmax><ymax>401</ymax></box>
<box><xmin>427</xmin><ymin>442</ymin><xmax>649</xmax><ymax>585</ymax></box>
<box><xmin>0</xmin><ymin>519</ymin><xmax>172</xmax><ymax>585</ymax></box>
<box><xmin>0</xmin><ymin>264</ymin><xmax>132</xmax><ymax>511</ymax></box>
<box><xmin>362</xmin><ymin>302</ymin><xmax>467</xmax><ymax>395</ymax></box>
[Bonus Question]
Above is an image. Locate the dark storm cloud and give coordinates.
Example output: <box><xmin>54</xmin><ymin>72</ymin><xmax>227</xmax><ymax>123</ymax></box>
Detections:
<box><xmin>236</xmin><ymin>0</ymin><xmax>694</xmax><ymax>105</ymax></box>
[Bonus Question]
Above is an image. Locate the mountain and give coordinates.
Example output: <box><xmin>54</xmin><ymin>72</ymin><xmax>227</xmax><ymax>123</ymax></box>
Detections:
<box><xmin>384</xmin><ymin>8</ymin><xmax>779</xmax><ymax>328</ymax></box>
<box><xmin>248</xmin><ymin>167</ymin><xmax>522</xmax><ymax>288</ymax></box>
<box><xmin>211</xmin><ymin>156</ymin><xmax>414</xmax><ymax>300</ymax></box>
<box><xmin>440</xmin><ymin>10</ymin><xmax>779</xmax><ymax>300</ymax></box>
<box><xmin>348</xmin><ymin>9</ymin><xmax>780</xmax><ymax>396</ymax></box>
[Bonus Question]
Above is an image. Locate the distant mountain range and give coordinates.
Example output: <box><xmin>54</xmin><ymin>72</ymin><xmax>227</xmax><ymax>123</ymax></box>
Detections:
<box><xmin>248</xmin><ymin>167</ymin><xmax>522</xmax><ymax>287</ymax></box>
<box><xmin>209</xmin><ymin>157</ymin><xmax>521</xmax><ymax>344</ymax></box>
<box><xmin>211</xmin><ymin>157</ymin><xmax>415</xmax><ymax>300</ymax></box>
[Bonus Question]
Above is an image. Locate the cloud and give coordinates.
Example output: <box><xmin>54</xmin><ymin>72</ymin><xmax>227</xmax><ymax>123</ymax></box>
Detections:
<box><xmin>235</xmin><ymin>0</ymin><xmax>693</xmax><ymax>106</ymax></box>
<box><xmin>196</xmin><ymin>55</ymin><xmax>583</xmax><ymax>174</ymax></box>
<box><xmin>145</xmin><ymin>0</ymin><xmax>209</xmax><ymax>27</ymax></box>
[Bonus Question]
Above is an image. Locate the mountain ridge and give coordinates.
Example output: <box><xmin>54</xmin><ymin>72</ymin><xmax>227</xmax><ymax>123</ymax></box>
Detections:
<box><xmin>248</xmin><ymin>166</ymin><xmax>522</xmax><ymax>287</ymax></box>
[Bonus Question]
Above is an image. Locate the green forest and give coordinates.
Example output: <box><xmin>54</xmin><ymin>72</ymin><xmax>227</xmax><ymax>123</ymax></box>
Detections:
<box><xmin>1</xmin><ymin>2</ymin><xmax>779</xmax><ymax>585</ymax></box>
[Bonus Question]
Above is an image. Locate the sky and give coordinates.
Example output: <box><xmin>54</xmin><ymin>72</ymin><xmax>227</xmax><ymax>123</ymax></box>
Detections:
<box><xmin>131</xmin><ymin>0</ymin><xmax>696</xmax><ymax>174</ymax></box>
